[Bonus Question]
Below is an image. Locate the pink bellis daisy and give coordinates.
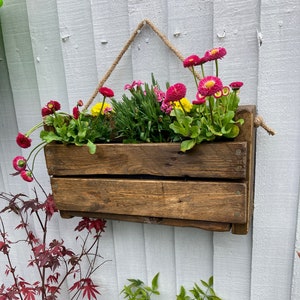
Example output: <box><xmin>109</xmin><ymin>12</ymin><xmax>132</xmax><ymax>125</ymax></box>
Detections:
<box><xmin>198</xmin><ymin>76</ymin><xmax>223</xmax><ymax>97</ymax></box>
<box><xmin>204</xmin><ymin>47</ymin><xmax>227</xmax><ymax>61</ymax></box>
<box><xmin>192</xmin><ymin>92</ymin><xmax>206</xmax><ymax>105</ymax></box>
<box><xmin>20</xmin><ymin>170</ymin><xmax>33</xmax><ymax>182</ymax></box>
<box><xmin>12</xmin><ymin>156</ymin><xmax>27</xmax><ymax>171</ymax></box>
<box><xmin>165</xmin><ymin>83</ymin><xmax>187</xmax><ymax>103</ymax></box>
<box><xmin>229</xmin><ymin>81</ymin><xmax>244</xmax><ymax>90</ymax></box>
<box><xmin>183</xmin><ymin>55</ymin><xmax>201</xmax><ymax>68</ymax></box>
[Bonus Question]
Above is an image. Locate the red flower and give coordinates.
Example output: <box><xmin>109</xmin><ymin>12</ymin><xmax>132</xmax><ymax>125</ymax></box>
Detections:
<box><xmin>48</xmin><ymin>100</ymin><xmax>61</xmax><ymax>111</ymax></box>
<box><xmin>73</xmin><ymin>106</ymin><xmax>80</xmax><ymax>119</ymax></box>
<box><xmin>183</xmin><ymin>55</ymin><xmax>201</xmax><ymax>67</ymax></box>
<box><xmin>20</xmin><ymin>170</ymin><xmax>33</xmax><ymax>182</ymax></box>
<box><xmin>12</xmin><ymin>156</ymin><xmax>27</xmax><ymax>171</ymax></box>
<box><xmin>204</xmin><ymin>47</ymin><xmax>227</xmax><ymax>61</ymax></box>
<box><xmin>99</xmin><ymin>87</ymin><xmax>114</xmax><ymax>98</ymax></box>
<box><xmin>192</xmin><ymin>92</ymin><xmax>206</xmax><ymax>105</ymax></box>
<box><xmin>16</xmin><ymin>133</ymin><xmax>32</xmax><ymax>148</ymax></box>
<box><xmin>198</xmin><ymin>76</ymin><xmax>223</xmax><ymax>97</ymax></box>
<box><xmin>41</xmin><ymin>100</ymin><xmax>61</xmax><ymax>116</ymax></box>
<box><xmin>41</xmin><ymin>107</ymin><xmax>52</xmax><ymax>117</ymax></box>
<box><xmin>229</xmin><ymin>81</ymin><xmax>244</xmax><ymax>90</ymax></box>
<box><xmin>165</xmin><ymin>83</ymin><xmax>187</xmax><ymax>103</ymax></box>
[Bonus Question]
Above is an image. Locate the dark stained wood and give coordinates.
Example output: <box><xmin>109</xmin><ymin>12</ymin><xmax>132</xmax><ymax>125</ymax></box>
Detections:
<box><xmin>51</xmin><ymin>178</ymin><xmax>247</xmax><ymax>223</ymax></box>
<box><xmin>60</xmin><ymin>211</ymin><xmax>232</xmax><ymax>232</ymax></box>
<box><xmin>45</xmin><ymin>141</ymin><xmax>247</xmax><ymax>179</ymax></box>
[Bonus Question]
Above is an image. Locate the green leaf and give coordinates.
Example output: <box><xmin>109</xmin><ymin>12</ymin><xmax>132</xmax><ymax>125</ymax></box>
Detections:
<box><xmin>180</xmin><ymin>139</ymin><xmax>196</xmax><ymax>152</ymax></box>
<box><xmin>151</xmin><ymin>273</ymin><xmax>160</xmax><ymax>291</ymax></box>
<box><xmin>223</xmin><ymin>124</ymin><xmax>240</xmax><ymax>138</ymax></box>
<box><xmin>40</xmin><ymin>130</ymin><xmax>62</xmax><ymax>143</ymax></box>
<box><xmin>87</xmin><ymin>140</ymin><xmax>96</xmax><ymax>154</ymax></box>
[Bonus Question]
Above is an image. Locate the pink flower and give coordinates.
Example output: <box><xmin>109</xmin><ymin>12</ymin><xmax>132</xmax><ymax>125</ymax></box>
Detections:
<box><xmin>160</xmin><ymin>101</ymin><xmax>173</xmax><ymax>114</ymax></box>
<box><xmin>16</xmin><ymin>133</ymin><xmax>32</xmax><ymax>148</ymax></box>
<box><xmin>229</xmin><ymin>81</ymin><xmax>244</xmax><ymax>90</ymax></box>
<box><xmin>204</xmin><ymin>47</ymin><xmax>227</xmax><ymax>61</ymax></box>
<box><xmin>153</xmin><ymin>86</ymin><xmax>165</xmax><ymax>102</ymax></box>
<box><xmin>195</xmin><ymin>56</ymin><xmax>209</xmax><ymax>65</ymax></box>
<box><xmin>192</xmin><ymin>92</ymin><xmax>206</xmax><ymax>105</ymax></box>
<box><xmin>20</xmin><ymin>170</ymin><xmax>33</xmax><ymax>182</ymax></box>
<box><xmin>103</xmin><ymin>106</ymin><xmax>113</xmax><ymax>114</ymax></box>
<box><xmin>77</xmin><ymin>99</ymin><xmax>84</xmax><ymax>106</ymax></box>
<box><xmin>198</xmin><ymin>76</ymin><xmax>223</xmax><ymax>97</ymax></box>
<box><xmin>165</xmin><ymin>83</ymin><xmax>187</xmax><ymax>103</ymax></box>
<box><xmin>183</xmin><ymin>55</ymin><xmax>201</xmax><ymax>68</ymax></box>
<box><xmin>124</xmin><ymin>80</ymin><xmax>144</xmax><ymax>90</ymax></box>
<box><xmin>13</xmin><ymin>156</ymin><xmax>27</xmax><ymax>171</ymax></box>
<box><xmin>99</xmin><ymin>87</ymin><xmax>114</xmax><ymax>98</ymax></box>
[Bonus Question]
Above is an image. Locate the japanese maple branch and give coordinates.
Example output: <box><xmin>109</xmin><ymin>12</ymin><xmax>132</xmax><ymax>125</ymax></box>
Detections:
<box><xmin>0</xmin><ymin>217</ymin><xmax>24</xmax><ymax>300</ymax></box>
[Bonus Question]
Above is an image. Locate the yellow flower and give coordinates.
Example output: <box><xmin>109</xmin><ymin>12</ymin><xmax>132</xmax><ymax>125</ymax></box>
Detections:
<box><xmin>174</xmin><ymin>98</ymin><xmax>193</xmax><ymax>113</ymax></box>
<box><xmin>91</xmin><ymin>102</ymin><xmax>112</xmax><ymax>116</ymax></box>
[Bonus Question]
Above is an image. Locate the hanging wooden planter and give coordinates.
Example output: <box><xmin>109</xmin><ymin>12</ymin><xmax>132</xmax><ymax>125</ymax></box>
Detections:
<box><xmin>44</xmin><ymin>105</ymin><xmax>256</xmax><ymax>235</ymax></box>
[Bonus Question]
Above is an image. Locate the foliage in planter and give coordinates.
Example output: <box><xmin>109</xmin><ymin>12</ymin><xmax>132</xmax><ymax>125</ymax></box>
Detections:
<box><xmin>0</xmin><ymin>187</ymin><xmax>107</xmax><ymax>299</ymax></box>
<box><xmin>120</xmin><ymin>273</ymin><xmax>222</xmax><ymax>300</ymax></box>
<box><xmin>13</xmin><ymin>47</ymin><xmax>245</xmax><ymax>182</ymax></box>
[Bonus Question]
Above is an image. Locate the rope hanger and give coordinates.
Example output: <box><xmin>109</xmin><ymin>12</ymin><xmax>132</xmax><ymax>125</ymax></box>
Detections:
<box><xmin>84</xmin><ymin>19</ymin><xmax>275</xmax><ymax>136</ymax></box>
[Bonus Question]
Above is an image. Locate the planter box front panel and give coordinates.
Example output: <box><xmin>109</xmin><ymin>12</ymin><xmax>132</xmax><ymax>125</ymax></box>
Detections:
<box><xmin>45</xmin><ymin>141</ymin><xmax>247</xmax><ymax>179</ymax></box>
<box><xmin>51</xmin><ymin>178</ymin><xmax>247</xmax><ymax>223</ymax></box>
<box><xmin>44</xmin><ymin>105</ymin><xmax>256</xmax><ymax>234</ymax></box>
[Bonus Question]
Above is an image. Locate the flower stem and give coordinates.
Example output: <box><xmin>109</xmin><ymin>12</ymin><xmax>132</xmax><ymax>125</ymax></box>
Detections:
<box><xmin>191</xmin><ymin>66</ymin><xmax>198</xmax><ymax>89</ymax></box>
<box><xmin>208</xmin><ymin>96</ymin><xmax>215</xmax><ymax>124</ymax></box>
<box><xmin>215</xmin><ymin>60</ymin><xmax>219</xmax><ymax>77</ymax></box>
<box><xmin>26</xmin><ymin>121</ymin><xmax>44</xmax><ymax>136</ymax></box>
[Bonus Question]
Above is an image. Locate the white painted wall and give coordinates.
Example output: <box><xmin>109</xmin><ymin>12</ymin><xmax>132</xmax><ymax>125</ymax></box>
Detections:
<box><xmin>0</xmin><ymin>0</ymin><xmax>300</xmax><ymax>299</ymax></box>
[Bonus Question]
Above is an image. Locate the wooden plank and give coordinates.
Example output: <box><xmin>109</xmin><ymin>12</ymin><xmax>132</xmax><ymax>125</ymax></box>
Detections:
<box><xmin>45</xmin><ymin>141</ymin><xmax>247</xmax><ymax>179</ymax></box>
<box><xmin>44</xmin><ymin>105</ymin><xmax>254</xmax><ymax>179</ymax></box>
<box><xmin>59</xmin><ymin>210</ymin><xmax>232</xmax><ymax>232</ymax></box>
<box><xmin>232</xmin><ymin>105</ymin><xmax>256</xmax><ymax>234</ymax></box>
<box><xmin>51</xmin><ymin>177</ymin><xmax>247</xmax><ymax>223</ymax></box>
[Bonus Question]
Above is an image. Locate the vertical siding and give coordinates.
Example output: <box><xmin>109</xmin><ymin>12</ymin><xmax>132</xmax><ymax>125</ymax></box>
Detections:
<box><xmin>1</xmin><ymin>0</ymin><xmax>300</xmax><ymax>299</ymax></box>
<box><xmin>212</xmin><ymin>1</ymin><xmax>260</xmax><ymax>299</ymax></box>
<box><xmin>251</xmin><ymin>1</ymin><xmax>300</xmax><ymax>299</ymax></box>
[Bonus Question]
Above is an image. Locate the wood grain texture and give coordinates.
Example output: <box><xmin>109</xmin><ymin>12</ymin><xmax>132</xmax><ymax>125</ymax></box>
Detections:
<box><xmin>45</xmin><ymin>141</ymin><xmax>247</xmax><ymax>178</ymax></box>
<box><xmin>51</xmin><ymin>177</ymin><xmax>247</xmax><ymax>223</ymax></box>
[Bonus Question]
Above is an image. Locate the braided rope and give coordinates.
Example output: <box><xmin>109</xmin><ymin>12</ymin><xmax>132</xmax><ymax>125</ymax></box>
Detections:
<box><xmin>84</xmin><ymin>19</ymin><xmax>200</xmax><ymax>110</ymax></box>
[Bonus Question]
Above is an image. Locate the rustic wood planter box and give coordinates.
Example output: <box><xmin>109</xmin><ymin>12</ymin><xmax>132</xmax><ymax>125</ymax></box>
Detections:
<box><xmin>44</xmin><ymin>105</ymin><xmax>256</xmax><ymax>234</ymax></box>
